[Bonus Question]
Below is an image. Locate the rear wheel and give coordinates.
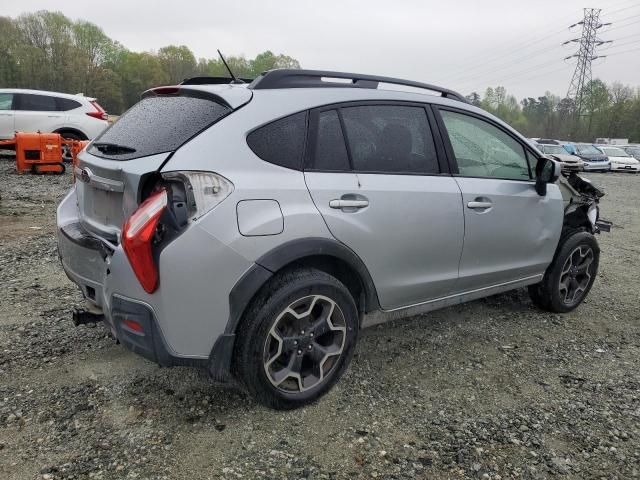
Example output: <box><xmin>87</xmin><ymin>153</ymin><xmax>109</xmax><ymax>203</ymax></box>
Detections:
<box><xmin>529</xmin><ymin>230</ymin><xmax>599</xmax><ymax>313</ymax></box>
<box><xmin>234</xmin><ymin>268</ymin><xmax>359</xmax><ymax>409</ymax></box>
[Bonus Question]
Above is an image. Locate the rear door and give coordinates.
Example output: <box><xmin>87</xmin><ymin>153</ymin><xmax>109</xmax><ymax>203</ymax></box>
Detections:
<box><xmin>14</xmin><ymin>93</ymin><xmax>64</xmax><ymax>133</ymax></box>
<box><xmin>435</xmin><ymin>107</ymin><xmax>563</xmax><ymax>292</ymax></box>
<box><xmin>0</xmin><ymin>93</ymin><xmax>15</xmax><ymax>139</ymax></box>
<box><xmin>304</xmin><ymin>102</ymin><xmax>464</xmax><ymax>310</ymax></box>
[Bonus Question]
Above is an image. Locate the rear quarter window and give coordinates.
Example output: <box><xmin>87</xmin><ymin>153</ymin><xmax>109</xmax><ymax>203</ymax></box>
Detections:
<box><xmin>57</xmin><ymin>98</ymin><xmax>82</xmax><ymax>111</ymax></box>
<box><xmin>246</xmin><ymin>111</ymin><xmax>308</xmax><ymax>170</ymax></box>
<box><xmin>89</xmin><ymin>94</ymin><xmax>230</xmax><ymax>160</ymax></box>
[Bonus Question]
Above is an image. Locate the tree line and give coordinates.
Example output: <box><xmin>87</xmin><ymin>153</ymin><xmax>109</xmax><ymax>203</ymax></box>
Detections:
<box><xmin>0</xmin><ymin>11</ymin><xmax>300</xmax><ymax>114</ymax></box>
<box><xmin>1</xmin><ymin>11</ymin><xmax>638</xmax><ymax>142</ymax></box>
<box><xmin>466</xmin><ymin>80</ymin><xmax>640</xmax><ymax>142</ymax></box>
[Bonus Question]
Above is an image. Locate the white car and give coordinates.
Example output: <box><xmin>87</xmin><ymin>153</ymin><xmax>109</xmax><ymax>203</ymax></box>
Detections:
<box><xmin>537</xmin><ymin>144</ymin><xmax>583</xmax><ymax>171</ymax></box>
<box><xmin>597</xmin><ymin>146</ymin><xmax>640</xmax><ymax>173</ymax></box>
<box><xmin>0</xmin><ymin>89</ymin><xmax>109</xmax><ymax>143</ymax></box>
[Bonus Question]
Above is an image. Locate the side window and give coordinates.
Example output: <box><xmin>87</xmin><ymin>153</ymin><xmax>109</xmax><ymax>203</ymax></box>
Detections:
<box><xmin>16</xmin><ymin>94</ymin><xmax>58</xmax><ymax>112</ymax></box>
<box><xmin>312</xmin><ymin>110</ymin><xmax>350</xmax><ymax>171</ymax></box>
<box><xmin>56</xmin><ymin>97</ymin><xmax>82</xmax><ymax>111</ymax></box>
<box><xmin>341</xmin><ymin>105</ymin><xmax>439</xmax><ymax>174</ymax></box>
<box><xmin>440</xmin><ymin>110</ymin><xmax>531</xmax><ymax>180</ymax></box>
<box><xmin>0</xmin><ymin>93</ymin><xmax>13</xmax><ymax>111</ymax></box>
<box><xmin>247</xmin><ymin>111</ymin><xmax>307</xmax><ymax>170</ymax></box>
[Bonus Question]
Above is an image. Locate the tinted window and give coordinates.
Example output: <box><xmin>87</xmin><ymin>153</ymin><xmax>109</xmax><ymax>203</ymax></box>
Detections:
<box><xmin>17</xmin><ymin>94</ymin><xmax>58</xmax><ymax>111</ymax></box>
<box><xmin>90</xmin><ymin>95</ymin><xmax>230</xmax><ymax>160</ymax></box>
<box><xmin>313</xmin><ymin>110</ymin><xmax>350</xmax><ymax>171</ymax></box>
<box><xmin>247</xmin><ymin>111</ymin><xmax>307</xmax><ymax>170</ymax></box>
<box><xmin>0</xmin><ymin>93</ymin><xmax>12</xmax><ymax>111</ymax></box>
<box><xmin>57</xmin><ymin>97</ymin><xmax>82</xmax><ymax>111</ymax></box>
<box><xmin>341</xmin><ymin>105</ymin><xmax>439</xmax><ymax>174</ymax></box>
<box><xmin>440</xmin><ymin>110</ymin><xmax>530</xmax><ymax>180</ymax></box>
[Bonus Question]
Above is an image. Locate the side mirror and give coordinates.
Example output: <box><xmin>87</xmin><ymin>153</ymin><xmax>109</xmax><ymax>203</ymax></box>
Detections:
<box><xmin>535</xmin><ymin>157</ymin><xmax>560</xmax><ymax>196</ymax></box>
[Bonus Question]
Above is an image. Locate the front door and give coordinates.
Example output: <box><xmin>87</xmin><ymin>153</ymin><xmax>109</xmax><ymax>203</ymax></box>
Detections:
<box><xmin>0</xmin><ymin>92</ymin><xmax>15</xmax><ymax>139</ymax></box>
<box><xmin>304</xmin><ymin>103</ymin><xmax>464</xmax><ymax>310</ymax></box>
<box><xmin>436</xmin><ymin>107</ymin><xmax>564</xmax><ymax>292</ymax></box>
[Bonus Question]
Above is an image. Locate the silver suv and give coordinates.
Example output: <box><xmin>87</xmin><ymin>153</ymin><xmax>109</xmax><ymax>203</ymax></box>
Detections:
<box><xmin>57</xmin><ymin>70</ymin><xmax>609</xmax><ymax>409</ymax></box>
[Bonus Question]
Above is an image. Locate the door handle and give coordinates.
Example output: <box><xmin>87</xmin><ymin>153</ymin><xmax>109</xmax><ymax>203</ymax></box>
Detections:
<box><xmin>329</xmin><ymin>199</ymin><xmax>369</xmax><ymax>209</ymax></box>
<box><xmin>467</xmin><ymin>201</ymin><xmax>492</xmax><ymax>209</ymax></box>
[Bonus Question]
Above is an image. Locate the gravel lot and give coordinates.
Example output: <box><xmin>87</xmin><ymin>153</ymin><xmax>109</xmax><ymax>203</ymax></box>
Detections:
<box><xmin>0</xmin><ymin>159</ymin><xmax>639</xmax><ymax>480</ymax></box>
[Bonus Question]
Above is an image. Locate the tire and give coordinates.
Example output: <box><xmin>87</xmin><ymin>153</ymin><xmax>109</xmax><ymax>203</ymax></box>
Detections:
<box><xmin>58</xmin><ymin>132</ymin><xmax>82</xmax><ymax>163</ymax></box>
<box><xmin>528</xmin><ymin>229</ymin><xmax>600</xmax><ymax>313</ymax></box>
<box><xmin>234</xmin><ymin>268</ymin><xmax>359</xmax><ymax>410</ymax></box>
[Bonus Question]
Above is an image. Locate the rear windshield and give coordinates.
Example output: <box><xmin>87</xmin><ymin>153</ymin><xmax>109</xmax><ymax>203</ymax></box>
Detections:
<box><xmin>89</xmin><ymin>95</ymin><xmax>230</xmax><ymax>160</ymax></box>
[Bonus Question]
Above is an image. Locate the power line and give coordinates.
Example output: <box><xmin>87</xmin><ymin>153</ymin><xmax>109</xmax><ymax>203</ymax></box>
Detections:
<box><xmin>604</xmin><ymin>46</ymin><xmax>640</xmax><ymax>56</ymax></box>
<box><xmin>438</xmin><ymin>2</ymin><xmax>636</xmax><ymax>87</ymax></box>
<box><xmin>445</xmin><ymin>42</ymin><xmax>564</xmax><ymax>85</ymax></box>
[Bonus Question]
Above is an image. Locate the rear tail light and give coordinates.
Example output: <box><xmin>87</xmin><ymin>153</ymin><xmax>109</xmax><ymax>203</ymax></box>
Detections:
<box><xmin>122</xmin><ymin>172</ymin><xmax>232</xmax><ymax>293</ymax></box>
<box><xmin>86</xmin><ymin>101</ymin><xmax>108</xmax><ymax>121</ymax></box>
<box><xmin>161</xmin><ymin>171</ymin><xmax>233</xmax><ymax>222</ymax></box>
<box><xmin>122</xmin><ymin>189</ymin><xmax>168</xmax><ymax>293</ymax></box>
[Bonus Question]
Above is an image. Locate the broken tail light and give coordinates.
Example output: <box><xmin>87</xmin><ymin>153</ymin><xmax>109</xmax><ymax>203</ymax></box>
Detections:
<box><xmin>123</xmin><ymin>172</ymin><xmax>233</xmax><ymax>294</ymax></box>
<box><xmin>122</xmin><ymin>189</ymin><xmax>168</xmax><ymax>293</ymax></box>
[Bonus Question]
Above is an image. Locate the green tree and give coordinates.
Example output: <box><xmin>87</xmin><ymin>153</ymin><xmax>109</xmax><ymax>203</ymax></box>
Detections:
<box><xmin>158</xmin><ymin>45</ymin><xmax>197</xmax><ymax>84</ymax></box>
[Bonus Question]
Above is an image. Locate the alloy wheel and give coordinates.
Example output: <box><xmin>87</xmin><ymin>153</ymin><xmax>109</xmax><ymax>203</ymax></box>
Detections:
<box><xmin>263</xmin><ymin>295</ymin><xmax>346</xmax><ymax>393</ymax></box>
<box><xmin>559</xmin><ymin>245</ymin><xmax>594</xmax><ymax>305</ymax></box>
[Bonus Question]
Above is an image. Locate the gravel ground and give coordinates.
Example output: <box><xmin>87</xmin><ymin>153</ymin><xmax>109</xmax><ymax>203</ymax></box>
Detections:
<box><xmin>0</xmin><ymin>159</ymin><xmax>639</xmax><ymax>480</ymax></box>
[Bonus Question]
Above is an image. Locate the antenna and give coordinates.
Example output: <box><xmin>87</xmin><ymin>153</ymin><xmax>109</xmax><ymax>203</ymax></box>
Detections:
<box><xmin>217</xmin><ymin>49</ymin><xmax>243</xmax><ymax>84</ymax></box>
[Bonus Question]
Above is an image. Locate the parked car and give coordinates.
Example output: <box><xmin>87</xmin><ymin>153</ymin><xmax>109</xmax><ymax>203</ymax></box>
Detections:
<box><xmin>537</xmin><ymin>144</ymin><xmax>583</xmax><ymax>171</ymax></box>
<box><xmin>564</xmin><ymin>143</ymin><xmax>611</xmax><ymax>171</ymax></box>
<box><xmin>0</xmin><ymin>88</ymin><xmax>109</xmax><ymax>159</ymax></box>
<box><xmin>620</xmin><ymin>145</ymin><xmax>640</xmax><ymax>160</ymax></box>
<box><xmin>596</xmin><ymin>145</ymin><xmax>640</xmax><ymax>173</ymax></box>
<box><xmin>57</xmin><ymin>69</ymin><xmax>609</xmax><ymax>409</ymax></box>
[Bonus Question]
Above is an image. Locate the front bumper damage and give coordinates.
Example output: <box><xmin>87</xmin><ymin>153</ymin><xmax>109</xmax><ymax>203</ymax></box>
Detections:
<box><xmin>558</xmin><ymin>172</ymin><xmax>612</xmax><ymax>235</ymax></box>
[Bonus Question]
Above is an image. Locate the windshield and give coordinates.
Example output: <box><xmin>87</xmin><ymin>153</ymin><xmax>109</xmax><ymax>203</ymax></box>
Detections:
<box><xmin>542</xmin><ymin>145</ymin><xmax>566</xmax><ymax>155</ymax></box>
<box><xmin>576</xmin><ymin>144</ymin><xmax>601</xmax><ymax>155</ymax></box>
<box><xmin>603</xmin><ymin>147</ymin><xmax>629</xmax><ymax>157</ymax></box>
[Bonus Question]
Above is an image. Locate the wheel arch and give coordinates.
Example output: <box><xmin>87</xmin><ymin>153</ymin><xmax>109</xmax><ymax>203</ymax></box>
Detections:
<box><xmin>53</xmin><ymin>127</ymin><xmax>88</xmax><ymax>140</ymax></box>
<box><xmin>229</xmin><ymin>237</ymin><xmax>380</xmax><ymax>334</ymax></box>
<box><xmin>209</xmin><ymin>237</ymin><xmax>380</xmax><ymax>382</ymax></box>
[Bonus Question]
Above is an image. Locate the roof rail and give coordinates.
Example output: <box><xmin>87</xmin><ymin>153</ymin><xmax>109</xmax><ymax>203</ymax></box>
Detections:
<box><xmin>180</xmin><ymin>76</ymin><xmax>254</xmax><ymax>86</ymax></box>
<box><xmin>248</xmin><ymin>69</ymin><xmax>467</xmax><ymax>103</ymax></box>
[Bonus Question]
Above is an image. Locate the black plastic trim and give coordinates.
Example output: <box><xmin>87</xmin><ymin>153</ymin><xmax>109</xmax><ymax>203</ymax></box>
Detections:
<box><xmin>180</xmin><ymin>76</ymin><xmax>254</xmax><ymax>85</ymax></box>
<box><xmin>255</xmin><ymin>237</ymin><xmax>380</xmax><ymax>312</ymax></box>
<box><xmin>226</xmin><ymin>264</ymin><xmax>273</xmax><ymax>334</ymax></box>
<box><xmin>60</xmin><ymin>222</ymin><xmax>113</xmax><ymax>257</ymax></box>
<box><xmin>111</xmin><ymin>295</ymin><xmax>207</xmax><ymax>368</ymax></box>
<box><xmin>249</xmin><ymin>69</ymin><xmax>468</xmax><ymax>103</ymax></box>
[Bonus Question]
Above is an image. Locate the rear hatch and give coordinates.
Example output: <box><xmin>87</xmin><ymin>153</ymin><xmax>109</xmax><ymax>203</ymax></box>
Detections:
<box><xmin>74</xmin><ymin>85</ymin><xmax>251</xmax><ymax>241</ymax></box>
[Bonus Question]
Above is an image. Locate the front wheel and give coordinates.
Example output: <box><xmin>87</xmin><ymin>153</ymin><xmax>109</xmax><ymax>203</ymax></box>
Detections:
<box><xmin>529</xmin><ymin>230</ymin><xmax>600</xmax><ymax>313</ymax></box>
<box><xmin>234</xmin><ymin>268</ymin><xmax>359</xmax><ymax>409</ymax></box>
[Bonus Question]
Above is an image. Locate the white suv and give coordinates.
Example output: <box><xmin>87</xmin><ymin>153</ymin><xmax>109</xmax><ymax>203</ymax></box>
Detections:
<box><xmin>0</xmin><ymin>88</ymin><xmax>109</xmax><ymax>142</ymax></box>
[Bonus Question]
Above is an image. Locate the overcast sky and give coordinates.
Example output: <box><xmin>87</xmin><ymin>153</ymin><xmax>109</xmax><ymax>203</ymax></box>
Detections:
<box><xmin>4</xmin><ymin>0</ymin><xmax>640</xmax><ymax>99</ymax></box>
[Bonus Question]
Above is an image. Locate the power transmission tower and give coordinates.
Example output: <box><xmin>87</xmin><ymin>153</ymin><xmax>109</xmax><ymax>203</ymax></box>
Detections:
<box><xmin>563</xmin><ymin>8</ymin><xmax>612</xmax><ymax>117</ymax></box>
